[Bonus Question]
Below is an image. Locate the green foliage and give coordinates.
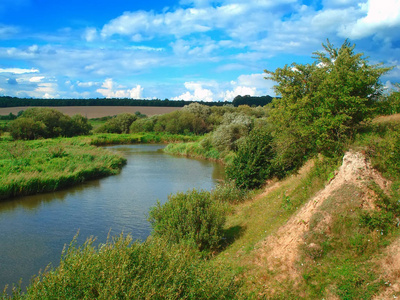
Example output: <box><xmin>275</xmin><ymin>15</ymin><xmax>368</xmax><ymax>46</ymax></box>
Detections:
<box><xmin>3</xmin><ymin>235</ymin><xmax>239</xmax><ymax>299</ymax></box>
<box><xmin>210</xmin><ymin>112</ymin><xmax>253</xmax><ymax>152</ymax></box>
<box><xmin>266</xmin><ymin>39</ymin><xmax>392</xmax><ymax>159</ymax></box>
<box><xmin>8</xmin><ymin>117</ymin><xmax>46</xmax><ymax>140</ymax></box>
<box><xmin>148</xmin><ymin>189</ymin><xmax>227</xmax><ymax>252</ymax></box>
<box><xmin>225</xmin><ymin>126</ymin><xmax>275</xmax><ymax>189</ymax></box>
<box><xmin>7</xmin><ymin>108</ymin><xmax>92</xmax><ymax>140</ymax></box>
<box><xmin>211</xmin><ymin>180</ymin><xmax>250</xmax><ymax>204</ymax></box>
<box><xmin>0</xmin><ymin>138</ymin><xmax>126</xmax><ymax>200</ymax></box>
<box><xmin>70</xmin><ymin>114</ymin><xmax>92</xmax><ymax>136</ymax></box>
<box><xmin>95</xmin><ymin>113</ymin><xmax>137</xmax><ymax>134</ymax></box>
<box><xmin>129</xmin><ymin>115</ymin><xmax>157</xmax><ymax>132</ymax></box>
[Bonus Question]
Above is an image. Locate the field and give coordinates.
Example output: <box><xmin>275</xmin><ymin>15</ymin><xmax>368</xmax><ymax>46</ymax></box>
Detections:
<box><xmin>0</xmin><ymin>106</ymin><xmax>181</xmax><ymax>118</ymax></box>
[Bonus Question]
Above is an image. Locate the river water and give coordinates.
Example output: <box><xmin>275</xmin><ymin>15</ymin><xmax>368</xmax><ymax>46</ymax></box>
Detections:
<box><xmin>0</xmin><ymin>144</ymin><xmax>224</xmax><ymax>290</ymax></box>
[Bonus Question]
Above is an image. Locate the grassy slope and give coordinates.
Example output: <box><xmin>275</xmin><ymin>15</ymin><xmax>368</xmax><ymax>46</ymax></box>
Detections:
<box><xmin>2</xmin><ymin>117</ymin><xmax>400</xmax><ymax>299</ymax></box>
<box><xmin>216</xmin><ymin>116</ymin><xmax>400</xmax><ymax>299</ymax></box>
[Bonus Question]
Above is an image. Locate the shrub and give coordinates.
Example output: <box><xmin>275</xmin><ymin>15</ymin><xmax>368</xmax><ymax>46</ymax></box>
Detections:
<box><xmin>211</xmin><ymin>180</ymin><xmax>249</xmax><ymax>204</ymax></box>
<box><xmin>129</xmin><ymin>116</ymin><xmax>157</xmax><ymax>132</ymax></box>
<box><xmin>211</xmin><ymin>113</ymin><xmax>253</xmax><ymax>152</ymax></box>
<box><xmin>225</xmin><ymin>126</ymin><xmax>275</xmax><ymax>189</ymax></box>
<box><xmin>8</xmin><ymin>117</ymin><xmax>46</xmax><ymax>140</ymax></box>
<box><xmin>7</xmin><ymin>235</ymin><xmax>238</xmax><ymax>299</ymax></box>
<box><xmin>69</xmin><ymin>114</ymin><xmax>92</xmax><ymax>136</ymax></box>
<box><xmin>95</xmin><ymin>113</ymin><xmax>137</xmax><ymax>134</ymax></box>
<box><xmin>21</xmin><ymin>107</ymin><xmax>73</xmax><ymax>138</ymax></box>
<box><xmin>8</xmin><ymin>108</ymin><xmax>92</xmax><ymax>140</ymax></box>
<box><xmin>148</xmin><ymin>189</ymin><xmax>227</xmax><ymax>252</ymax></box>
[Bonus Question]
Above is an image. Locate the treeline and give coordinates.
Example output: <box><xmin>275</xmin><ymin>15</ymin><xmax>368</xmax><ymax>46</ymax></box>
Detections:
<box><xmin>0</xmin><ymin>95</ymin><xmax>275</xmax><ymax>108</ymax></box>
<box><xmin>232</xmin><ymin>95</ymin><xmax>273</xmax><ymax>107</ymax></box>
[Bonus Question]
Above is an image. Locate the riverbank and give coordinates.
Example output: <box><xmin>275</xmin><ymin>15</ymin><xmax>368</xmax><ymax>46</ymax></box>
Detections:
<box><xmin>0</xmin><ymin>138</ymin><xmax>126</xmax><ymax>200</ymax></box>
<box><xmin>0</xmin><ymin>133</ymin><xmax>202</xmax><ymax>200</ymax></box>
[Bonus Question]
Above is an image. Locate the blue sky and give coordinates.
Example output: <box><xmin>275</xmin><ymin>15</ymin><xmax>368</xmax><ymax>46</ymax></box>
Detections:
<box><xmin>0</xmin><ymin>0</ymin><xmax>399</xmax><ymax>101</ymax></box>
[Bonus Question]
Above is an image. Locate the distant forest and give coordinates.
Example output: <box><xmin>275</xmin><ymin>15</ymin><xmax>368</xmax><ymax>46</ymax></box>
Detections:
<box><xmin>0</xmin><ymin>95</ymin><xmax>273</xmax><ymax>108</ymax></box>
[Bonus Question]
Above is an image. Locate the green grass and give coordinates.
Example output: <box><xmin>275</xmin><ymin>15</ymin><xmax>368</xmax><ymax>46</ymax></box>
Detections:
<box><xmin>0</xmin><ymin>138</ymin><xmax>126</xmax><ymax>200</ymax></box>
<box><xmin>164</xmin><ymin>141</ymin><xmax>224</xmax><ymax>161</ymax></box>
<box><xmin>3</xmin><ymin>120</ymin><xmax>400</xmax><ymax>299</ymax></box>
<box><xmin>2</xmin><ymin>235</ymin><xmax>239</xmax><ymax>300</ymax></box>
<box><xmin>88</xmin><ymin>132</ymin><xmax>200</xmax><ymax>146</ymax></box>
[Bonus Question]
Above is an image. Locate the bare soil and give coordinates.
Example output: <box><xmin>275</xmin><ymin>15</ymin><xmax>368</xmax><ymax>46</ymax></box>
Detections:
<box><xmin>254</xmin><ymin>151</ymin><xmax>392</xmax><ymax>288</ymax></box>
<box><xmin>0</xmin><ymin>106</ymin><xmax>181</xmax><ymax>118</ymax></box>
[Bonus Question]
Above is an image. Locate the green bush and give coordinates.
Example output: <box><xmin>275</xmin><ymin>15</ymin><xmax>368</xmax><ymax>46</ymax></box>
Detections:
<box><xmin>211</xmin><ymin>113</ymin><xmax>253</xmax><ymax>152</ymax></box>
<box><xmin>129</xmin><ymin>116</ymin><xmax>157</xmax><ymax>132</ymax></box>
<box><xmin>148</xmin><ymin>189</ymin><xmax>227</xmax><ymax>252</ymax></box>
<box><xmin>8</xmin><ymin>108</ymin><xmax>92</xmax><ymax>140</ymax></box>
<box><xmin>225</xmin><ymin>127</ymin><xmax>275</xmax><ymax>189</ymax></box>
<box><xmin>95</xmin><ymin>113</ymin><xmax>137</xmax><ymax>134</ymax></box>
<box><xmin>4</xmin><ymin>235</ymin><xmax>239</xmax><ymax>299</ymax></box>
<box><xmin>211</xmin><ymin>180</ymin><xmax>249</xmax><ymax>204</ymax></box>
<box><xmin>8</xmin><ymin>117</ymin><xmax>46</xmax><ymax>140</ymax></box>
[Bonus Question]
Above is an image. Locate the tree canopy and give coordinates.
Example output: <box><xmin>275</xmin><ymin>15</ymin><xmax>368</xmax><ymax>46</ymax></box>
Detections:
<box><xmin>265</xmin><ymin>39</ymin><xmax>392</xmax><ymax>160</ymax></box>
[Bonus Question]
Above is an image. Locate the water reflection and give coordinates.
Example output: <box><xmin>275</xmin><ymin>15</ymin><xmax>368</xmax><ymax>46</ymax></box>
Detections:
<box><xmin>0</xmin><ymin>144</ymin><xmax>224</xmax><ymax>290</ymax></box>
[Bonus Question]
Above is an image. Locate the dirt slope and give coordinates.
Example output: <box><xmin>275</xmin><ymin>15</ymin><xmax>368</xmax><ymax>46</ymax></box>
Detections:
<box><xmin>253</xmin><ymin>151</ymin><xmax>397</xmax><ymax>296</ymax></box>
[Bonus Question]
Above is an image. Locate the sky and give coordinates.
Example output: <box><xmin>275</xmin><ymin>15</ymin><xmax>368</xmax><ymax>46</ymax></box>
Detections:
<box><xmin>0</xmin><ymin>0</ymin><xmax>399</xmax><ymax>101</ymax></box>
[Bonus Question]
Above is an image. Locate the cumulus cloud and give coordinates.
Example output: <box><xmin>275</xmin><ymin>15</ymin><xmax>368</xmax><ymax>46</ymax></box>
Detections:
<box><xmin>340</xmin><ymin>0</ymin><xmax>400</xmax><ymax>40</ymax></box>
<box><xmin>172</xmin><ymin>73</ymin><xmax>274</xmax><ymax>102</ymax></box>
<box><xmin>172</xmin><ymin>82</ymin><xmax>214</xmax><ymax>102</ymax></box>
<box><xmin>96</xmin><ymin>78</ymin><xmax>144</xmax><ymax>98</ymax></box>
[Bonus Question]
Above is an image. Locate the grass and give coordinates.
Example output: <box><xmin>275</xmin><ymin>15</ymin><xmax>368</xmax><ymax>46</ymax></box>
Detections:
<box><xmin>0</xmin><ymin>137</ymin><xmax>126</xmax><ymax>200</ymax></box>
<box><xmin>3</xmin><ymin>118</ymin><xmax>400</xmax><ymax>299</ymax></box>
<box><xmin>164</xmin><ymin>141</ymin><xmax>226</xmax><ymax>162</ymax></box>
<box><xmin>88</xmin><ymin>132</ymin><xmax>200</xmax><ymax>146</ymax></box>
<box><xmin>2</xmin><ymin>235</ymin><xmax>239</xmax><ymax>300</ymax></box>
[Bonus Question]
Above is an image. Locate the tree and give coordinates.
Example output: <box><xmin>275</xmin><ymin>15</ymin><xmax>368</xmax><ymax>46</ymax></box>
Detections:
<box><xmin>265</xmin><ymin>39</ymin><xmax>392</xmax><ymax>159</ymax></box>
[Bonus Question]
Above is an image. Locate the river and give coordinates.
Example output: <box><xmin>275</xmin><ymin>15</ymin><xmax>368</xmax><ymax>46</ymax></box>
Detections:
<box><xmin>0</xmin><ymin>144</ymin><xmax>224</xmax><ymax>290</ymax></box>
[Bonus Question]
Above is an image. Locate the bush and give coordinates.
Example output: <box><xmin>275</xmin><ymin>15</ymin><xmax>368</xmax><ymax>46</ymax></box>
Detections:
<box><xmin>129</xmin><ymin>116</ymin><xmax>157</xmax><ymax>132</ymax></box>
<box><xmin>7</xmin><ymin>235</ymin><xmax>238</xmax><ymax>299</ymax></box>
<box><xmin>69</xmin><ymin>114</ymin><xmax>92</xmax><ymax>136</ymax></box>
<box><xmin>95</xmin><ymin>113</ymin><xmax>137</xmax><ymax>134</ymax></box>
<box><xmin>8</xmin><ymin>117</ymin><xmax>46</xmax><ymax>140</ymax></box>
<box><xmin>211</xmin><ymin>113</ymin><xmax>253</xmax><ymax>152</ymax></box>
<box><xmin>148</xmin><ymin>189</ymin><xmax>227</xmax><ymax>252</ymax></box>
<box><xmin>225</xmin><ymin>126</ymin><xmax>275</xmax><ymax>189</ymax></box>
<box><xmin>8</xmin><ymin>108</ymin><xmax>92</xmax><ymax>140</ymax></box>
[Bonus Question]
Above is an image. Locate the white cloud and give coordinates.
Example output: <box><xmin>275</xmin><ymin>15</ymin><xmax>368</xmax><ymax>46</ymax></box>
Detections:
<box><xmin>340</xmin><ymin>0</ymin><xmax>400</xmax><ymax>39</ymax></box>
<box><xmin>0</xmin><ymin>67</ymin><xmax>39</xmax><ymax>74</ymax></box>
<box><xmin>171</xmin><ymin>73</ymin><xmax>274</xmax><ymax>102</ymax></box>
<box><xmin>172</xmin><ymin>82</ymin><xmax>214</xmax><ymax>102</ymax></box>
<box><xmin>83</xmin><ymin>27</ymin><xmax>98</xmax><ymax>42</ymax></box>
<box><xmin>29</xmin><ymin>76</ymin><xmax>45</xmax><ymax>82</ymax></box>
<box><xmin>77</xmin><ymin>81</ymin><xmax>99</xmax><ymax>88</ymax></box>
<box><xmin>96</xmin><ymin>78</ymin><xmax>143</xmax><ymax>98</ymax></box>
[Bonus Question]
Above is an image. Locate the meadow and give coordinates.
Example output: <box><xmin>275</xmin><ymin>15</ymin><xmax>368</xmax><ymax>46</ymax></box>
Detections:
<box><xmin>0</xmin><ymin>138</ymin><xmax>127</xmax><ymax>200</ymax></box>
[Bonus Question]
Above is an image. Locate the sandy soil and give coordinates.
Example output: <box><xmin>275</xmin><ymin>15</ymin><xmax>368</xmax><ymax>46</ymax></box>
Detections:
<box><xmin>0</xmin><ymin>106</ymin><xmax>181</xmax><ymax>118</ymax></box>
<box><xmin>255</xmin><ymin>151</ymin><xmax>391</xmax><ymax>284</ymax></box>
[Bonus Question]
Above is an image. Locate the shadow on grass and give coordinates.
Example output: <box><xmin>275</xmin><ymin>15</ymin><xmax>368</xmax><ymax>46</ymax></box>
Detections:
<box><xmin>220</xmin><ymin>225</ymin><xmax>246</xmax><ymax>250</ymax></box>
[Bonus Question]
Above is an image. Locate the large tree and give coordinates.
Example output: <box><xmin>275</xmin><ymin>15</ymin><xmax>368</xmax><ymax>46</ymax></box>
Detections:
<box><xmin>265</xmin><ymin>39</ymin><xmax>392</xmax><ymax>163</ymax></box>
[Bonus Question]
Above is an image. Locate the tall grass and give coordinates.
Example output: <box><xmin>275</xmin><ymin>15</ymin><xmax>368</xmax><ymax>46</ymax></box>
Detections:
<box><xmin>0</xmin><ymin>138</ymin><xmax>126</xmax><ymax>200</ymax></box>
<box><xmin>164</xmin><ymin>141</ymin><xmax>223</xmax><ymax>161</ymax></box>
<box><xmin>2</xmin><ymin>235</ymin><xmax>239</xmax><ymax>300</ymax></box>
<box><xmin>89</xmin><ymin>132</ymin><xmax>200</xmax><ymax>146</ymax></box>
